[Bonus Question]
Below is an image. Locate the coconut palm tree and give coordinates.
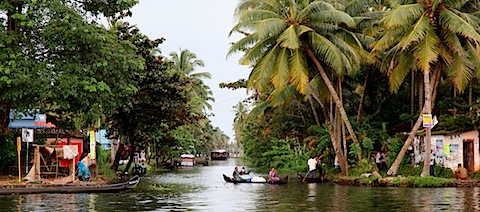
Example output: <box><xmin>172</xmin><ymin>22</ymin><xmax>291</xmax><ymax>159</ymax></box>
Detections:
<box><xmin>372</xmin><ymin>0</ymin><xmax>480</xmax><ymax>176</ymax></box>
<box><xmin>169</xmin><ymin>48</ymin><xmax>214</xmax><ymax>110</ymax></box>
<box><xmin>233</xmin><ymin>102</ymin><xmax>249</xmax><ymax>143</ymax></box>
<box><xmin>228</xmin><ymin>0</ymin><xmax>368</xmax><ymax>166</ymax></box>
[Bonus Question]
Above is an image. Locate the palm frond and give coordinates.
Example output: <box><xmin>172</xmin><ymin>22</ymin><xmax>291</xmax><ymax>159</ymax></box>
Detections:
<box><xmin>381</xmin><ymin>4</ymin><xmax>424</xmax><ymax>29</ymax></box>
<box><xmin>271</xmin><ymin>48</ymin><xmax>290</xmax><ymax>91</ymax></box>
<box><xmin>398</xmin><ymin>15</ymin><xmax>430</xmax><ymax>50</ymax></box>
<box><xmin>309</xmin><ymin>33</ymin><xmax>346</xmax><ymax>74</ymax></box>
<box><xmin>237</xmin><ymin>36</ymin><xmax>276</xmax><ymax>65</ymax></box>
<box><xmin>439</xmin><ymin>8</ymin><xmax>480</xmax><ymax>43</ymax></box>
<box><xmin>309</xmin><ymin>10</ymin><xmax>357</xmax><ymax>28</ymax></box>
<box><xmin>255</xmin><ymin>18</ymin><xmax>288</xmax><ymax>40</ymax></box>
<box><xmin>247</xmin><ymin>44</ymin><xmax>281</xmax><ymax>92</ymax></box>
<box><xmin>268</xmin><ymin>85</ymin><xmax>298</xmax><ymax>107</ymax></box>
<box><xmin>277</xmin><ymin>25</ymin><xmax>302</xmax><ymax>49</ymax></box>
<box><xmin>289</xmin><ymin>49</ymin><xmax>309</xmax><ymax>94</ymax></box>
<box><xmin>388</xmin><ymin>51</ymin><xmax>414</xmax><ymax>92</ymax></box>
<box><xmin>413</xmin><ymin>29</ymin><xmax>440</xmax><ymax>73</ymax></box>
<box><xmin>445</xmin><ymin>54</ymin><xmax>473</xmax><ymax>92</ymax></box>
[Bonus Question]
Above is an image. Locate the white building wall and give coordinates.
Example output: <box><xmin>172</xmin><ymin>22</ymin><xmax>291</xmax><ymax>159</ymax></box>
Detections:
<box><xmin>413</xmin><ymin>130</ymin><xmax>479</xmax><ymax>172</ymax></box>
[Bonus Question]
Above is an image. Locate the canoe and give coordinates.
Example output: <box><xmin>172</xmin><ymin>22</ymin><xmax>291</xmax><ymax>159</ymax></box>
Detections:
<box><xmin>0</xmin><ymin>175</ymin><xmax>140</xmax><ymax>195</ymax></box>
<box><xmin>223</xmin><ymin>174</ymin><xmax>289</xmax><ymax>184</ymax></box>
<box><xmin>297</xmin><ymin>172</ymin><xmax>328</xmax><ymax>183</ymax></box>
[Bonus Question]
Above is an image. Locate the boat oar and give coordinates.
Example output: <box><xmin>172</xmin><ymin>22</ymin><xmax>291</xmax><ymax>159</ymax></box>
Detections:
<box><xmin>302</xmin><ymin>170</ymin><xmax>311</xmax><ymax>182</ymax></box>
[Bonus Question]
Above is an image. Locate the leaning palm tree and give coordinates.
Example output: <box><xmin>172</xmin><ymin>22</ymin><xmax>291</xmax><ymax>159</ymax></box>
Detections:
<box><xmin>228</xmin><ymin>0</ymin><xmax>370</xmax><ymax>169</ymax></box>
<box><xmin>372</xmin><ymin>0</ymin><xmax>480</xmax><ymax>176</ymax></box>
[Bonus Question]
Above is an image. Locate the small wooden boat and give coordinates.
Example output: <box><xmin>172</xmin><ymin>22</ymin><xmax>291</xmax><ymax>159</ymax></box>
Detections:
<box><xmin>223</xmin><ymin>174</ymin><xmax>289</xmax><ymax>184</ymax></box>
<box><xmin>0</xmin><ymin>175</ymin><xmax>140</xmax><ymax>195</ymax></box>
<box><xmin>297</xmin><ymin>172</ymin><xmax>328</xmax><ymax>183</ymax></box>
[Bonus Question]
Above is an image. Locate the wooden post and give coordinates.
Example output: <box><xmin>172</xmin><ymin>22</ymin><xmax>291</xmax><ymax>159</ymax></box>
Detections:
<box><xmin>17</xmin><ymin>137</ymin><xmax>21</xmax><ymax>182</ymax></box>
<box><xmin>35</xmin><ymin>146</ymin><xmax>40</xmax><ymax>181</ymax></box>
<box><xmin>71</xmin><ymin>159</ymin><xmax>75</xmax><ymax>182</ymax></box>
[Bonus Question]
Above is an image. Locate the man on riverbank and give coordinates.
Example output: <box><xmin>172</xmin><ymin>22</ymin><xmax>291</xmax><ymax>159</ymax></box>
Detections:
<box><xmin>455</xmin><ymin>163</ymin><xmax>468</xmax><ymax>180</ymax></box>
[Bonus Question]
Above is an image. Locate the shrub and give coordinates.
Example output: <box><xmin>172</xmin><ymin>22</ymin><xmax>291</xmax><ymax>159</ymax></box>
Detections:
<box><xmin>435</xmin><ymin>166</ymin><xmax>455</xmax><ymax>178</ymax></box>
<box><xmin>0</xmin><ymin>134</ymin><xmax>17</xmax><ymax>167</ymax></box>
<box><xmin>390</xmin><ymin>176</ymin><xmax>452</xmax><ymax>187</ymax></box>
<box><xmin>397</xmin><ymin>165</ymin><xmax>423</xmax><ymax>177</ymax></box>
<box><xmin>349</xmin><ymin>159</ymin><xmax>377</xmax><ymax>177</ymax></box>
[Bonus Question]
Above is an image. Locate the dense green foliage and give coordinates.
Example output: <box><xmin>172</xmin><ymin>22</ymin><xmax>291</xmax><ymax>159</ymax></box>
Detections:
<box><xmin>228</xmin><ymin>0</ymin><xmax>480</xmax><ymax>177</ymax></box>
<box><xmin>390</xmin><ymin>177</ymin><xmax>453</xmax><ymax>188</ymax></box>
<box><xmin>0</xmin><ymin>0</ymin><xmax>229</xmax><ymax>173</ymax></box>
<box><xmin>0</xmin><ymin>135</ymin><xmax>17</xmax><ymax>167</ymax></box>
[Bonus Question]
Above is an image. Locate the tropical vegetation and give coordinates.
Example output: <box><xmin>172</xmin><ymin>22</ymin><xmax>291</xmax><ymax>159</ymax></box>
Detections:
<box><xmin>228</xmin><ymin>0</ymin><xmax>480</xmax><ymax>177</ymax></box>
<box><xmin>0</xmin><ymin>0</ymin><xmax>229</xmax><ymax>175</ymax></box>
<box><xmin>2</xmin><ymin>0</ymin><xmax>480</xmax><ymax>181</ymax></box>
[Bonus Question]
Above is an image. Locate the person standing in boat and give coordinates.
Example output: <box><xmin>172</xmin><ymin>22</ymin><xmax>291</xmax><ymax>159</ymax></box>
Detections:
<box><xmin>268</xmin><ymin>167</ymin><xmax>280</xmax><ymax>182</ymax></box>
<box><xmin>308</xmin><ymin>156</ymin><xmax>318</xmax><ymax>178</ymax></box>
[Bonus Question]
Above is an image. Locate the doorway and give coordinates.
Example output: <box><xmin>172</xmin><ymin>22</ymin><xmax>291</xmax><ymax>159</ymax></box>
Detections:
<box><xmin>463</xmin><ymin>139</ymin><xmax>474</xmax><ymax>172</ymax></box>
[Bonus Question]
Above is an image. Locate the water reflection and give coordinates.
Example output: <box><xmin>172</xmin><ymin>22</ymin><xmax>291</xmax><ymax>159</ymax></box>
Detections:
<box><xmin>1</xmin><ymin>159</ymin><xmax>480</xmax><ymax>211</ymax></box>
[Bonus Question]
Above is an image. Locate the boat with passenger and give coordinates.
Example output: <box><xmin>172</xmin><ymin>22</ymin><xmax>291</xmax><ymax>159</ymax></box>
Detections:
<box><xmin>223</xmin><ymin>174</ymin><xmax>289</xmax><ymax>184</ymax></box>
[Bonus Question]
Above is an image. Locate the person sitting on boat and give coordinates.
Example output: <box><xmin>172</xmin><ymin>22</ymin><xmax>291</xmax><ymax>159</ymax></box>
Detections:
<box><xmin>77</xmin><ymin>161</ymin><xmax>91</xmax><ymax>182</ymax></box>
<box><xmin>268</xmin><ymin>167</ymin><xmax>280</xmax><ymax>182</ymax></box>
<box><xmin>307</xmin><ymin>156</ymin><xmax>318</xmax><ymax>178</ymax></box>
<box><xmin>240</xmin><ymin>167</ymin><xmax>248</xmax><ymax>175</ymax></box>
<box><xmin>233</xmin><ymin>167</ymin><xmax>243</xmax><ymax>181</ymax></box>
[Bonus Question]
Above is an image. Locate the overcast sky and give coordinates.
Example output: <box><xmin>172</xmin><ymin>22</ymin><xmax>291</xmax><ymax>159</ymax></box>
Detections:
<box><xmin>125</xmin><ymin>0</ymin><xmax>250</xmax><ymax>141</ymax></box>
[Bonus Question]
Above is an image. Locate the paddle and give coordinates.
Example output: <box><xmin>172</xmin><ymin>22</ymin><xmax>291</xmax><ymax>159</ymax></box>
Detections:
<box><xmin>302</xmin><ymin>170</ymin><xmax>311</xmax><ymax>182</ymax></box>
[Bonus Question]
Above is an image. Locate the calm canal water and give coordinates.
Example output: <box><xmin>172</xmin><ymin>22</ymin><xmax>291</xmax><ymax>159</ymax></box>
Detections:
<box><xmin>1</xmin><ymin>158</ymin><xmax>480</xmax><ymax>211</ymax></box>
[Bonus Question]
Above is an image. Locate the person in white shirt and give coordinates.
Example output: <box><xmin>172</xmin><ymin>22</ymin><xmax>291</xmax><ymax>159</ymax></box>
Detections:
<box><xmin>375</xmin><ymin>152</ymin><xmax>382</xmax><ymax>170</ymax></box>
<box><xmin>308</xmin><ymin>156</ymin><xmax>318</xmax><ymax>178</ymax></box>
<box><xmin>334</xmin><ymin>155</ymin><xmax>340</xmax><ymax>173</ymax></box>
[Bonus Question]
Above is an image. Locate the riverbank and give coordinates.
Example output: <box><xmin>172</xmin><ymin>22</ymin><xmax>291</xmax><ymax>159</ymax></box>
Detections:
<box><xmin>334</xmin><ymin>175</ymin><xmax>480</xmax><ymax>188</ymax></box>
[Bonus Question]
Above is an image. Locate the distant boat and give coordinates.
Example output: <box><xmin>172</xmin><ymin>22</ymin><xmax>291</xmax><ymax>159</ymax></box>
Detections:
<box><xmin>210</xmin><ymin>149</ymin><xmax>228</xmax><ymax>160</ymax></box>
<box><xmin>180</xmin><ymin>154</ymin><xmax>195</xmax><ymax>166</ymax></box>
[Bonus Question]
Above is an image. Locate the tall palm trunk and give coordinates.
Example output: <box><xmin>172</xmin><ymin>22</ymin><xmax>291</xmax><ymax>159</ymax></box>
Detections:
<box><xmin>307</xmin><ymin>84</ymin><xmax>348</xmax><ymax>174</ymax></box>
<box><xmin>388</xmin><ymin>65</ymin><xmax>441</xmax><ymax>176</ymax></box>
<box><xmin>420</xmin><ymin>70</ymin><xmax>432</xmax><ymax>176</ymax></box>
<box><xmin>418</xmin><ymin>79</ymin><xmax>424</xmax><ymax>111</ymax></box>
<box><xmin>339</xmin><ymin>78</ymin><xmax>349</xmax><ymax>175</ymax></box>
<box><xmin>356</xmin><ymin>69</ymin><xmax>370</xmax><ymax>123</ymax></box>
<box><xmin>304</xmin><ymin>44</ymin><xmax>362</xmax><ymax>161</ymax></box>
<box><xmin>411</xmin><ymin>71</ymin><xmax>415</xmax><ymax>127</ymax></box>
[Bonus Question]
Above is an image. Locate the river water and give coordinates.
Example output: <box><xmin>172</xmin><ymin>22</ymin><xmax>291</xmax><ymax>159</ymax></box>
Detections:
<box><xmin>1</xmin><ymin>158</ymin><xmax>480</xmax><ymax>211</ymax></box>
